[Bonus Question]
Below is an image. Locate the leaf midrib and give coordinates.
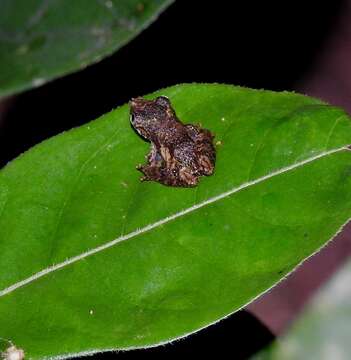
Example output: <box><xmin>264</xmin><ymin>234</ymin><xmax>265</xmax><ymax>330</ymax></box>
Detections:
<box><xmin>0</xmin><ymin>146</ymin><xmax>347</xmax><ymax>298</ymax></box>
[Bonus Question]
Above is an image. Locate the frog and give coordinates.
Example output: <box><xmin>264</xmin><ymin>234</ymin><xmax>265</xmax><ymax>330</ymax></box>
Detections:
<box><xmin>129</xmin><ymin>95</ymin><xmax>216</xmax><ymax>187</ymax></box>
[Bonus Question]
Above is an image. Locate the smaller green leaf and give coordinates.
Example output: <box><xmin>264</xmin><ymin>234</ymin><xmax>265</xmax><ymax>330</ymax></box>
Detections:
<box><xmin>0</xmin><ymin>0</ymin><xmax>173</xmax><ymax>97</ymax></box>
<box><xmin>253</xmin><ymin>257</ymin><xmax>351</xmax><ymax>360</ymax></box>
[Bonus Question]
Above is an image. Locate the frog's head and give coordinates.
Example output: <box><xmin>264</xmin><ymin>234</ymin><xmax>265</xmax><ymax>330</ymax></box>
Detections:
<box><xmin>129</xmin><ymin>96</ymin><xmax>173</xmax><ymax>140</ymax></box>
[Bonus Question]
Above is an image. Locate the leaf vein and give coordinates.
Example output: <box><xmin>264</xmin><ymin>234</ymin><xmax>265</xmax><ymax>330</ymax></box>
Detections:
<box><xmin>0</xmin><ymin>146</ymin><xmax>347</xmax><ymax>298</ymax></box>
<box><xmin>325</xmin><ymin>115</ymin><xmax>344</xmax><ymax>150</ymax></box>
<box><xmin>47</xmin><ymin>130</ymin><xmax>121</xmax><ymax>262</ymax></box>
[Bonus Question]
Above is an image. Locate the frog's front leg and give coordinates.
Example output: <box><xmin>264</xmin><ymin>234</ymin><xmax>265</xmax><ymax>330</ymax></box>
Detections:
<box><xmin>146</xmin><ymin>143</ymin><xmax>162</xmax><ymax>164</ymax></box>
<box><xmin>136</xmin><ymin>163</ymin><xmax>162</xmax><ymax>182</ymax></box>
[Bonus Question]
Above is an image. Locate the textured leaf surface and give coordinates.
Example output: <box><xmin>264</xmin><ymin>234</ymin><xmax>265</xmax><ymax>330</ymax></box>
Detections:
<box><xmin>0</xmin><ymin>0</ymin><xmax>172</xmax><ymax>97</ymax></box>
<box><xmin>1</xmin><ymin>84</ymin><xmax>351</xmax><ymax>359</ymax></box>
<box><xmin>254</xmin><ymin>258</ymin><xmax>351</xmax><ymax>360</ymax></box>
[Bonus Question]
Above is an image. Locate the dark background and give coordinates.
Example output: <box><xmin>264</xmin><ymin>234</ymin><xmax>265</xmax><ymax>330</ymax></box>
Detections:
<box><xmin>0</xmin><ymin>0</ymin><xmax>346</xmax><ymax>168</ymax></box>
<box><xmin>1</xmin><ymin>0</ymin><xmax>350</xmax><ymax>358</ymax></box>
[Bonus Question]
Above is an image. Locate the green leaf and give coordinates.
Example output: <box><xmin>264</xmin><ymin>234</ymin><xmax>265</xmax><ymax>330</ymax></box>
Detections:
<box><xmin>1</xmin><ymin>84</ymin><xmax>351</xmax><ymax>359</ymax></box>
<box><xmin>253</xmin><ymin>258</ymin><xmax>351</xmax><ymax>360</ymax></box>
<box><xmin>0</xmin><ymin>0</ymin><xmax>173</xmax><ymax>97</ymax></box>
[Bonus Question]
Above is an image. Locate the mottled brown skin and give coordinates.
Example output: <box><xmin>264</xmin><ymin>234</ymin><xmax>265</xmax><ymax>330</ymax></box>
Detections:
<box><xmin>129</xmin><ymin>96</ymin><xmax>216</xmax><ymax>187</ymax></box>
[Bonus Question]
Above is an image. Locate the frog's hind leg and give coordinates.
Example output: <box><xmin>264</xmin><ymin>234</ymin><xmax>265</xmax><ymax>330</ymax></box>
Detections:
<box><xmin>178</xmin><ymin>167</ymin><xmax>199</xmax><ymax>187</ymax></box>
<box><xmin>185</xmin><ymin>124</ymin><xmax>202</xmax><ymax>141</ymax></box>
<box><xmin>185</xmin><ymin>124</ymin><xmax>214</xmax><ymax>140</ymax></box>
<box><xmin>198</xmin><ymin>155</ymin><xmax>215</xmax><ymax>175</ymax></box>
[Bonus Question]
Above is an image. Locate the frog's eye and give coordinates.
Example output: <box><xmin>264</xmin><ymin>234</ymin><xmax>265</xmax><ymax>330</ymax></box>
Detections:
<box><xmin>130</xmin><ymin>113</ymin><xmax>135</xmax><ymax>124</ymax></box>
<box><xmin>155</xmin><ymin>96</ymin><xmax>170</xmax><ymax>108</ymax></box>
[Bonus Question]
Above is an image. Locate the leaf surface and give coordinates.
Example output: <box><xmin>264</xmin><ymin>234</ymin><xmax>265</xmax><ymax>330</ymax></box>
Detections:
<box><xmin>1</xmin><ymin>84</ymin><xmax>351</xmax><ymax>359</ymax></box>
<box><xmin>0</xmin><ymin>0</ymin><xmax>173</xmax><ymax>97</ymax></box>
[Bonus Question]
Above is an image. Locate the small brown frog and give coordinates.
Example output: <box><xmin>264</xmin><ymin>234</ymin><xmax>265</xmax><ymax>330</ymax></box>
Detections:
<box><xmin>129</xmin><ymin>96</ymin><xmax>216</xmax><ymax>187</ymax></box>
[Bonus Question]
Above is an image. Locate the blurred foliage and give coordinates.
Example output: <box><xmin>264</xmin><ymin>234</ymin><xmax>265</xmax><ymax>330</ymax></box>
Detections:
<box><xmin>254</xmin><ymin>255</ymin><xmax>351</xmax><ymax>360</ymax></box>
<box><xmin>0</xmin><ymin>0</ymin><xmax>173</xmax><ymax>97</ymax></box>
